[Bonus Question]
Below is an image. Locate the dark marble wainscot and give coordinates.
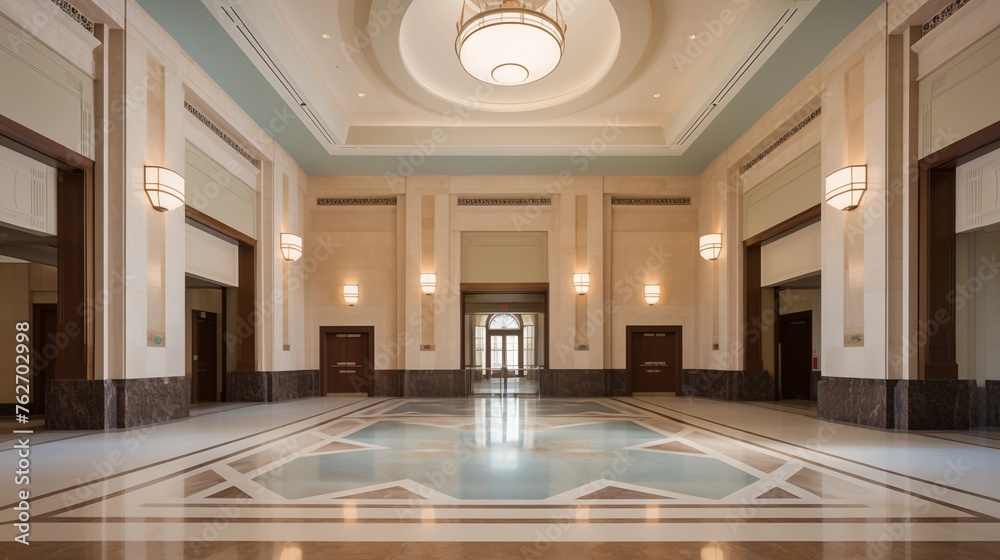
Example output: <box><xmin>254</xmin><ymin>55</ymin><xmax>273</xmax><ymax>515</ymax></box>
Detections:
<box><xmin>988</xmin><ymin>381</ymin><xmax>1000</xmax><ymax>427</ymax></box>
<box><xmin>540</xmin><ymin>370</ymin><xmax>607</xmax><ymax>398</ymax></box>
<box><xmin>111</xmin><ymin>377</ymin><xmax>190</xmax><ymax>428</ymax></box>
<box><xmin>374</xmin><ymin>370</ymin><xmax>404</xmax><ymax>397</ymax></box>
<box><xmin>403</xmin><ymin>370</ymin><xmax>467</xmax><ymax>398</ymax></box>
<box><xmin>268</xmin><ymin>370</ymin><xmax>320</xmax><ymax>401</ymax></box>
<box><xmin>226</xmin><ymin>370</ymin><xmax>319</xmax><ymax>402</ymax></box>
<box><xmin>816</xmin><ymin>377</ymin><xmax>898</xmax><ymax>429</ymax></box>
<box><xmin>680</xmin><ymin>370</ymin><xmax>773</xmax><ymax>401</ymax></box>
<box><xmin>45</xmin><ymin>379</ymin><xmax>113</xmax><ymax>430</ymax></box>
<box><xmin>46</xmin><ymin>377</ymin><xmax>190</xmax><ymax>430</ymax></box>
<box><xmin>894</xmin><ymin>380</ymin><xmax>978</xmax><ymax>430</ymax></box>
<box><xmin>607</xmin><ymin>369</ymin><xmax>629</xmax><ymax>397</ymax></box>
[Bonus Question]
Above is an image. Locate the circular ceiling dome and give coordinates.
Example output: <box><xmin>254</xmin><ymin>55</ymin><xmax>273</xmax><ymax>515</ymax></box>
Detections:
<box><xmin>388</xmin><ymin>0</ymin><xmax>630</xmax><ymax>113</ymax></box>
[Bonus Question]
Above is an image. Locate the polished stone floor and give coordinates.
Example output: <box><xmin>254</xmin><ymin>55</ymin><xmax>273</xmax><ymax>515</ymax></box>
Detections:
<box><xmin>1</xmin><ymin>396</ymin><xmax>999</xmax><ymax>559</ymax></box>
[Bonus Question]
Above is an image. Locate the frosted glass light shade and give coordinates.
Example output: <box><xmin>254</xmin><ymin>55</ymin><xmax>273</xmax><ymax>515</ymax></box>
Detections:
<box><xmin>456</xmin><ymin>0</ymin><xmax>566</xmax><ymax>86</ymax></box>
<box><xmin>699</xmin><ymin>233</ymin><xmax>722</xmax><ymax>261</ymax></box>
<box><xmin>280</xmin><ymin>233</ymin><xmax>302</xmax><ymax>262</ymax></box>
<box><xmin>825</xmin><ymin>165</ymin><xmax>867</xmax><ymax>211</ymax></box>
<box><xmin>573</xmin><ymin>273</ymin><xmax>590</xmax><ymax>295</ymax></box>
<box><xmin>644</xmin><ymin>284</ymin><xmax>660</xmax><ymax>305</ymax></box>
<box><xmin>343</xmin><ymin>284</ymin><xmax>359</xmax><ymax>306</ymax></box>
<box><xmin>420</xmin><ymin>273</ymin><xmax>437</xmax><ymax>295</ymax></box>
<box><xmin>144</xmin><ymin>166</ymin><xmax>185</xmax><ymax>212</ymax></box>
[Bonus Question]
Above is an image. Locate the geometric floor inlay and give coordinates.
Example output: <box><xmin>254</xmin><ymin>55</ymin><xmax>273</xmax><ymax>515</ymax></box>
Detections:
<box><xmin>5</xmin><ymin>396</ymin><xmax>1000</xmax><ymax>545</ymax></box>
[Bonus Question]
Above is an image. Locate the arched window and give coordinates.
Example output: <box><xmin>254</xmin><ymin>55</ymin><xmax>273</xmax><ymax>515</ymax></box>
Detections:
<box><xmin>488</xmin><ymin>314</ymin><xmax>520</xmax><ymax>330</ymax></box>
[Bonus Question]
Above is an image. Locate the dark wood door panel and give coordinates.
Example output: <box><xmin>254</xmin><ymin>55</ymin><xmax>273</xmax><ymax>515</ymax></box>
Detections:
<box><xmin>320</xmin><ymin>327</ymin><xmax>374</xmax><ymax>396</ymax></box>
<box><xmin>627</xmin><ymin>326</ymin><xmax>682</xmax><ymax>394</ymax></box>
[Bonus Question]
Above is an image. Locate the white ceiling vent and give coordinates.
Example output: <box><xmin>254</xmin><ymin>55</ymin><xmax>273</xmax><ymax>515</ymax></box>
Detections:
<box><xmin>669</xmin><ymin>3</ymin><xmax>817</xmax><ymax>148</ymax></box>
<box><xmin>208</xmin><ymin>2</ymin><xmax>343</xmax><ymax>153</ymax></box>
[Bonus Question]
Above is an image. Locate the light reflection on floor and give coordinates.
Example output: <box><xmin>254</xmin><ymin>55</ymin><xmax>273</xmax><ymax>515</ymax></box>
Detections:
<box><xmin>2</xmin><ymin>395</ymin><xmax>999</xmax><ymax>557</ymax></box>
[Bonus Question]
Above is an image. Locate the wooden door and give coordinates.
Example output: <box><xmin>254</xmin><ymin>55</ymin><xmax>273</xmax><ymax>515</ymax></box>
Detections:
<box><xmin>192</xmin><ymin>310</ymin><xmax>219</xmax><ymax>403</ymax></box>
<box><xmin>627</xmin><ymin>327</ymin><xmax>682</xmax><ymax>394</ymax></box>
<box><xmin>321</xmin><ymin>328</ymin><xmax>373</xmax><ymax>396</ymax></box>
<box><xmin>779</xmin><ymin>311</ymin><xmax>812</xmax><ymax>400</ymax></box>
<box><xmin>31</xmin><ymin>304</ymin><xmax>58</xmax><ymax>415</ymax></box>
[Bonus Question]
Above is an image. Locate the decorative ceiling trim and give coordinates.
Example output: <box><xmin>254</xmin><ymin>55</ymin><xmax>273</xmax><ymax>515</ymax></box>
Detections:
<box><xmin>50</xmin><ymin>0</ymin><xmax>94</xmax><ymax>33</ymax></box>
<box><xmin>740</xmin><ymin>107</ymin><xmax>822</xmax><ymax>175</ymax></box>
<box><xmin>457</xmin><ymin>197</ymin><xmax>552</xmax><ymax>206</ymax></box>
<box><xmin>316</xmin><ymin>197</ymin><xmax>397</xmax><ymax>206</ymax></box>
<box><xmin>922</xmin><ymin>0</ymin><xmax>971</xmax><ymax>36</ymax></box>
<box><xmin>184</xmin><ymin>101</ymin><xmax>258</xmax><ymax>167</ymax></box>
<box><xmin>610</xmin><ymin>197</ymin><xmax>691</xmax><ymax>206</ymax></box>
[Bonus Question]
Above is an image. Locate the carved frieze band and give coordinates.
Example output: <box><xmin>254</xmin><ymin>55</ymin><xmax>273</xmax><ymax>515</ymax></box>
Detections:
<box><xmin>457</xmin><ymin>198</ymin><xmax>552</xmax><ymax>206</ymax></box>
<box><xmin>316</xmin><ymin>197</ymin><xmax>398</xmax><ymax>206</ymax></box>
<box><xmin>610</xmin><ymin>197</ymin><xmax>691</xmax><ymax>206</ymax></box>
<box><xmin>740</xmin><ymin>107</ymin><xmax>822</xmax><ymax>175</ymax></box>
<box><xmin>184</xmin><ymin>101</ymin><xmax>258</xmax><ymax>167</ymax></box>
<box><xmin>922</xmin><ymin>0</ymin><xmax>971</xmax><ymax>36</ymax></box>
<box><xmin>50</xmin><ymin>0</ymin><xmax>94</xmax><ymax>33</ymax></box>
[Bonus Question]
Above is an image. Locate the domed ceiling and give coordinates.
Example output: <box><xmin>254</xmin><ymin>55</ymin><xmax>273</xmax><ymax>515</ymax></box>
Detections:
<box><xmin>134</xmin><ymin>0</ymin><xmax>884</xmax><ymax>176</ymax></box>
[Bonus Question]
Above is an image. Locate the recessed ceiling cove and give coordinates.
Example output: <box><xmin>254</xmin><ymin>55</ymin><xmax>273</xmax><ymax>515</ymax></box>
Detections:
<box><xmin>389</xmin><ymin>0</ymin><xmax>633</xmax><ymax>113</ymax></box>
<box><xmin>184</xmin><ymin>0</ymin><xmax>881</xmax><ymax>169</ymax></box>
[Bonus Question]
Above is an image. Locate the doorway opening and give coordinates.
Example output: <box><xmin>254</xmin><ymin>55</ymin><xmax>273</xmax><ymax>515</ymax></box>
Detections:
<box><xmin>0</xmin><ymin>119</ymin><xmax>93</xmax><ymax>421</ymax></box>
<box><xmin>762</xmin><ymin>274</ymin><xmax>822</xmax><ymax>402</ymax></box>
<box><xmin>462</xmin><ymin>285</ymin><xmax>548</xmax><ymax>397</ymax></box>
<box><xmin>320</xmin><ymin>326</ymin><xmax>374</xmax><ymax>397</ymax></box>
<box><xmin>185</xmin><ymin>278</ymin><xmax>234</xmax><ymax>403</ymax></box>
<box><xmin>626</xmin><ymin>326</ymin><xmax>682</xmax><ymax>395</ymax></box>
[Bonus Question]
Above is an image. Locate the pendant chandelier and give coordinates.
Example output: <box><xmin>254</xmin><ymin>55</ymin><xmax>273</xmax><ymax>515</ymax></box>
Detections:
<box><xmin>456</xmin><ymin>0</ymin><xmax>567</xmax><ymax>86</ymax></box>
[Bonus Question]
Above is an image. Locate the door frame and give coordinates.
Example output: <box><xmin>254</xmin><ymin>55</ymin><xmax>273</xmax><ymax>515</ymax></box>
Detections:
<box><xmin>319</xmin><ymin>326</ymin><xmax>375</xmax><ymax>397</ymax></box>
<box><xmin>917</xmin><ymin>119</ymin><xmax>1000</xmax><ymax>379</ymax></box>
<box><xmin>1</xmin><ymin>114</ymin><xmax>95</xmax><ymax>381</ymax></box>
<box><xmin>460</xmin><ymin>283</ymin><xmax>550</xmax><ymax>370</ymax></box>
<box><xmin>743</xmin><ymin>206</ymin><xmax>820</xmax><ymax>371</ymax></box>
<box><xmin>625</xmin><ymin>325</ymin><xmax>683</xmax><ymax>395</ymax></box>
<box><xmin>776</xmin><ymin>310</ymin><xmax>812</xmax><ymax>401</ymax></box>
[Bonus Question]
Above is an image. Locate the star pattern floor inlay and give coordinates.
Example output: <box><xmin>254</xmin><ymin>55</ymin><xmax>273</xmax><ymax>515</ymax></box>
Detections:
<box><xmin>1</xmin><ymin>396</ymin><xmax>999</xmax><ymax>554</ymax></box>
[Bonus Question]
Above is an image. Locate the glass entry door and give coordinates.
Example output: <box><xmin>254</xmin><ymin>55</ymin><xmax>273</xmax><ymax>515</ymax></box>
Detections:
<box><xmin>468</xmin><ymin>313</ymin><xmax>540</xmax><ymax>396</ymax></box>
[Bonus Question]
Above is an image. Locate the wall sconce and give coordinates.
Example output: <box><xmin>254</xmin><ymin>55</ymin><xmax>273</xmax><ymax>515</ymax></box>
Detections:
<box><xmin>343</xmin><ymin>284</ymin><xmax>359</xmax><ymax>306</ymax></box>
<box><xmin>419</xmin><ymin>273</ymin><xmax>437</xmax><ymax>295</ymax></box>
<box><xmin>644</xmin><ymin>284</ymin><xmax>660</xmax><ymax>305</ymax></box>
<box><xmin>280</xmin><ymin>233</ymin><xmax>303</xmax><ymax>262</ymax></box>
<box><xmin>699</xmin><ymin>233</ymin><xmax>722</xmax><ymax>261</ymax></box>
<box><xmin>825</xmin><ymin>165</ymin><xmax>867</xmax><ymax>211</ymax></box>
<box><xmin>573</xmin><ymin>273</ymin><xmax>590</xmax><ymax>295</ymax></box>
<box><xmin>144</xmin><ymin>166</ymin><xmax>185</xmax><ymax>212</ymax></box>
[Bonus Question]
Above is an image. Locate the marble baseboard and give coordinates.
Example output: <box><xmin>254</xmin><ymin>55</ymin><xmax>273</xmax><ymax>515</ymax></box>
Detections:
<box><xmin>541</xmin><ymin>370</ymin><xmax>607</xmax><ymax>398</ymax></box>
<box><xmin>680</xmin><ymin>370</ymin><xmax>773</xmax><ymax>401</ymax></box>
<box><xmin>894</xmin><ymin>380</ymin><xmax>978</xmax><ymax>430</ymax></box>
<box><xmin>269</xmin><ymin>370</ymin><xmax>320</xmax><ymax>402</ymax></box>
<box><xmin>45</xmin><ymin>379</ymin><xmax>112</xmax><ymax>430</ymax></box>
<box><xmin>608</xmin><ymin>369</ymin><xmax>628</xmax><ymax>397</ymax></box>
<box><xmin>46</xmin><ymin>377</ymin><xmax>190</xmax><ymax>430</ymax></box>
<box><xmin>226</xmin><ymin>371</ymin><xmax>319</xmax><ymax>402</ymax></box>
<box><xmin>111</xmin><ymin>377</ymin><xmax>190</xmax><ymax>428</ymax></box>
<box><xmin>225</xmin><ymin>371</ymin><xmax>267</xmax><ymax>402</ymax></box>
<box><xmin>375</xmin><ymin>370</ymin><xmax>403</xmax><ymax>397</ymax></box>
<box><xmin>987</xmin><ymin>381</ymin><xmax>1000</xmax><ymax>428</ymax></box>
<box><xmin>403</xmin><ymin>370</ymin><xmax>467</xmax><ymax>398</ymax></box>
<box><xmin>817</xmin><ymin>377</ymin><xmax>898</xmax><ymax>429</ymax></box>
